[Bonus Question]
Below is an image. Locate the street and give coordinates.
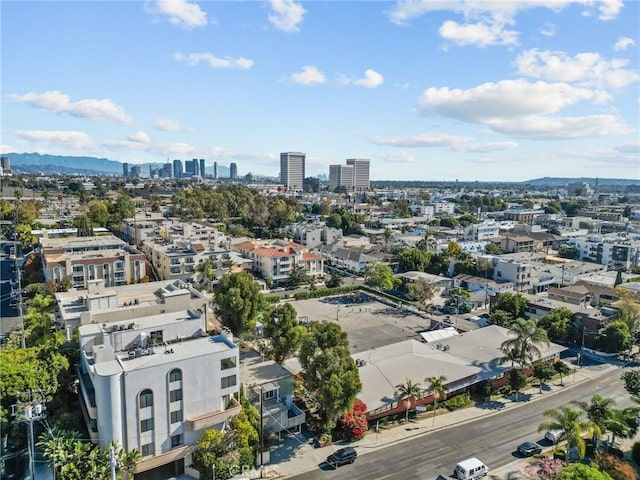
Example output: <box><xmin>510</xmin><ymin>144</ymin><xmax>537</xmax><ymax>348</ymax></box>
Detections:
<box><xmin>288</xmin><ymin>365</ymin><xmax>631</xmax><ymax>479</ymax></box>
<box><xmin>0</xmin><ymin>237</ymin><xmax>22</xmax><ymax>341</ymax></box>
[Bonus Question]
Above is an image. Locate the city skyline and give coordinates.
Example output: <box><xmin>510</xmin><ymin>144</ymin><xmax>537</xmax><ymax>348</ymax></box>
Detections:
<box><xmin>1</xmin><ymin>1</ymin><xmax>639</xmax><ymax>182</ymax></box>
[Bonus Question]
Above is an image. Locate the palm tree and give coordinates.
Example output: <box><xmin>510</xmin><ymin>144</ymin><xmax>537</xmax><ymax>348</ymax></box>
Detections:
<box><xmin>498</xmin><ymin>343</ymin><xmax>521</xmax><ymax>368</ymax></box>
<box><xmin>396</xmin><ymin>377</ymin><xmax>423</xmax><ymax>422</ymax></box>
<box><xmin>501</xmin><ymin>318</ymin><xmax>549</xmax><ymax>368</ymax></box>
<box><xmin>571</xmin><ymin>395</ymin><xmax>616</xmax><ymax>442</ymax></box>
<box><xmin>426</xmin><ymin>375</ymin><xmax>447</xmax><ymax>426</ymax></box>
<box><xmin>538</xmin><ymin>405</ymin><xmax>600</xmax><ymax>458</ymax></box>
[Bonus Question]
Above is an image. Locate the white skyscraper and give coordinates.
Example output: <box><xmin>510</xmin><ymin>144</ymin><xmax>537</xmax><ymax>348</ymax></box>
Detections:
<box><xmin>280</xmin><ymin>152</ymin><xmax>305</xmax><ymax>191</ymax></box>
<box><xmin>329</xmin><ymin>164</ymin><xmax>354</xmax><ymax>191</ymax></box>
<box><xmin>345</xmin><ymin>158</ymin><xmax>370</xmax><ymax>191</ymax></box>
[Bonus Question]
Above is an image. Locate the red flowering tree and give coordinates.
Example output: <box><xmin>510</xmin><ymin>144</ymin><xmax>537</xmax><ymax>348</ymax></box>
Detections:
<box><xmin>520</xmin><ymin>457</ymin><xmax>565</xmax><ymax>480</ymax></box>
<box><xmin>337</xmin><ymin>399</ymin><xmax>369</xmax><ymax>441</ymax></box>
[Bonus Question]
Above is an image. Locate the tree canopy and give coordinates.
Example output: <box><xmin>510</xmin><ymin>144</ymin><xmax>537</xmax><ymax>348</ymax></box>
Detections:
<box><xmin>214</xmin><ymin>272</ymin><xmax>266</xmax><ymax>337</ymax></box>
<box><xmin>362</xmin><ymin>262</ymin><xmax>400</xmax><ymax>291</ymax></box>
<box><xmin>263</xmin><ymin>303</ymin><xmax>305</xmax><ymax>363</ymax></box>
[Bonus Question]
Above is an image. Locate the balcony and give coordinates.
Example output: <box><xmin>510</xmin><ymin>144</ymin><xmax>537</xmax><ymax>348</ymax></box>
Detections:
<box><xmin>185</xmin><ymin>396</ymin><xmax>241</xmax><ymax>431</ymax></box>
<box><xmin>286</xmin><ymin>402</ymin><xmax>305</xmax><ymax>430</ymax></box>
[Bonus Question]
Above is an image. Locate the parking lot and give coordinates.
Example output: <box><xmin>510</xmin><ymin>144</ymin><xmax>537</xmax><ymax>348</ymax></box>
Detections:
<box><xmin>288</xmin><ymin>294</ymin><xmax>434</xmax><ymax>354</ymax></box>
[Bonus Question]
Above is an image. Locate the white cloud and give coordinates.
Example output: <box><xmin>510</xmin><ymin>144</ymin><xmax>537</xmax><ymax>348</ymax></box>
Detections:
<box><xmin>15</xmin><ymin>130</ymin><xmax>93</xmax><ymax>150</ymax></box>
<box><xmin>487</xmin><ymin>114</ymin><xmax>632</xmax><ymax>139</ymax></box>
<box><xmin>614</xmin><ymin>36</ymin><xmax>636</xmax><ymax>51</ymax></box>
<box><xmin>615</xmin><ymin>143</ymin><xmax>640</xmax><ymax>155</ymax></box>
<box><xmin>454</xmin><ymin>141</ymin><xmax>519</xmax><ymax>153</ymax></box>
<box><xmin>127</xmin><ymin>131</ymin><xmax>151</xmax><ymax>143</ymax></box>
<box><xmin>173</xmin><ymin>52</ymin><xmax>254</xmax><ymax>69</ymax></box>
<box><xmin>0</xmin><ymin>144</ymin><xmax>16</xmax><ymax>154</ymax></box>
<box><xmin>8</xmin><ymin>90</ymin><xmax>133</xmax><ymax>124</ymax></box>
<box><xmin>290</xmin><ymin>66</ymin><xmax>326</xmax><ymax>85</ymax></box>
<box><xmin>369</xmin><ymin>132</ymin><xmax>472</xmax><ymax>148</ymax></box>
<box><xmin>380</xmin><ymin>151</ymin><xmax>416</xmax><ymax>164</ymax></box>
<box><xmin>268</xmin><ymin>0</ymin><xmax>305</xmax><ymax>33</ymax></box>
<box><xmin>154</xmin><ymin>117</ymin><xmax>189</xmax><ymax>132</ymax></box>
<box><xmin>418</xmin><ymin>79</ymin><xmax>596</xmax><ymax>122</ymax></box>
<box><xmin>388</xmin><ymin>1</ymin><xmax>623</xmax><ymax>47</ymax></box>
<box><xmin>539</xmin><ymin>22</ymin><xmax>556</xmax><ymax>37</ymax></box>
<box><xmin>340</xmin><ymin>69</ymin><xmax>384</xmax><ymax>88</ymax></box>
<box><xmin>439</xmin><ymin>19</ymin><xmax>518</xmax><ymax>46</ymax></box>
<box><xmin>145</xmin><ymin>0</ymin><xmax>208</xmax><ymax>29</ymax></box>
<box><xmin>516</xmin><ymin>49</ymin><xmax>640</xmax><ymax>88</ymax></box>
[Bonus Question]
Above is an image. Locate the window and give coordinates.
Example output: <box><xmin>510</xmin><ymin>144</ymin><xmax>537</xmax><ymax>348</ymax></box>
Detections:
<box><xmin>221</xmin><ymin>375</ymin><xmax>236</xmax><ymax>389</ymax></box>
<box><xmin>139</xmin><ymin>389</ymin><xmax>153</xmax><ymax>408</ymax></box>
<box><xmin>141</xmin><ymin>443</ymin><xmax>154</xmax><ymax>457</ymax></box>
<box><xmin>169</xmin><ymin>389</ymin><xmax>182</xmax><ymax>402</ymax></box>
<box><xmin>171</xmin><ymin>434</ymin><xmax>183</xmax><ymax>448</ymax></box>
<box><xmin>221</xmin><ymin>356</ymin><xmax>236</xmax><ymax>370</ymax></box>
<box><xmin>263</xmin><ymin>389</ymin><xmax>276</xmax><ymax>400</ymax></box>
<box><xmin>169</xmin><ymin>369</ymin><xmax>182</xmax><ymax>382</ymax></box>
<box><xmin>140</xmin><ymin>418</ymin><xmax>154</xmax><ymax>432</ymax></box>
<box><xmin>170</xmin><ymin>410</ymin><xmax>183</xmax><ymax>424</ymax></box>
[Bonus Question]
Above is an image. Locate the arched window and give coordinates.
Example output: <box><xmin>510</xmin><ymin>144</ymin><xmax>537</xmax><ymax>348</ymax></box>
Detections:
<box><xmin>169</xmin><ymin>369</ymin><xmax>182</xmax><ymax>382</ymax></box>
<box><xmin>139</xmin><ymin>389</ymin><xmax>153</xmax><ymax>408</ymax></box>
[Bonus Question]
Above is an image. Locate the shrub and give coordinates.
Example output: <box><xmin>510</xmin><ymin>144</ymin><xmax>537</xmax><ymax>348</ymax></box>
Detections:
<box><xmin>337</xmin><ymin>399</ymin><xmax>369</xmax><ymax>441</ymax></box>
<box><xmin>443</xmin><ymin>393</ymin><xmax>472</xmax><ymax>411</ymax></box>
<box><xmin>632</xmin><ymin>441</ymin><xmax>640</xmax><ymax>465</ymax></box>
<box><xmin>595</xmin><ymin>452</ymin><xmax>638</xmax><ymax>480</ymax></box>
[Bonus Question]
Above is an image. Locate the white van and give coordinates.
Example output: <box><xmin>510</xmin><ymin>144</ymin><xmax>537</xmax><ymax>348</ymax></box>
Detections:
<box><xmin>453</xmin><ymin>457</ymin><xmax>488</xmax><ymax>480</ymax></box>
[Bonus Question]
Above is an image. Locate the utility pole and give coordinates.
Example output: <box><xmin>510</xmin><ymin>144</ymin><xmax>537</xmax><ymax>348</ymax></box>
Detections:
<box><xmin>259</xmin><ymin>385</ymin><xmax>264</xmax><ymax>478</ymax></box>
<box><xmin>11</xmin><ymin>390</ymin><xmax>47</xmax><ymax>480</ymax></box>
<box><xmin>110</xmin><ymin>445</ymin><xmax>117</xmax><ymax>480</ymax></box>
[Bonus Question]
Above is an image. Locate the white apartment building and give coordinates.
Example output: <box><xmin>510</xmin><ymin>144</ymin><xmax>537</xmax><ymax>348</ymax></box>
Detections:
<box><xmin>433</xmin><ymin>201</ymin><xmax>456</xmax><ymax>215</ymax></box>
<box><xmin>569</xmin><ymin>234</ymin><xmax>640</xmax><ymax>270</ymax></box>
<box><xmin>493</xmin><ymin>258</ymin><xmax>533</xmax><ymax>293</ymax></box>
<box><xmin>233</xmin><ymin>238</ymin><xmax>324</xmax><ymax>284</ymax></box>
<box><xmin>56</xmin><ymin>278</ymin><xmax>211</xmax><ymax>332</ymax></box>
<box><xmin>41</xmin><ymin>235</ymin><xmax>146</xmax><ymax>289</ymax></box>
<box><xmin>77</xmin><ymin>311</ymin><xmax>240</xmax><ymax>480</ymax></box>
<box><xmin>464</xmin><ymin>220</ymin><xmax>500</xmax><ymax>241</ymax></box>
<box><xmin>288</xmin><ymin>223</ymin><xmax>343</xmax><ymax>249</ymax></box>
<box><xmin>280</xmin><ymin>152</ymin><xmax>305</xmax><ymax>192</ymax></box>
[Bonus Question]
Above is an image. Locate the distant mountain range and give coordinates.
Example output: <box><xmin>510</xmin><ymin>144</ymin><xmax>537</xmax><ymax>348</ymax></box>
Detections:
<box><xmin>2</xmin><ymin>153</ymin><xmax>638</xmax><ymax>186</ymax></box>
<box><xmin>3</xmin><ymin>152</ymin><xmax>230</xmax><ymax>177</ymax></box>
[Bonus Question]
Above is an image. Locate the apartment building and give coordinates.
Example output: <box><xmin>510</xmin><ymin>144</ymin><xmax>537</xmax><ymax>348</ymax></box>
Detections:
<box><xmin>56</xmin><ymin>278</ymin><xmax>211</xmax><ymax>332</ymax></box>
<box><xmin>464</xmin><ymin>220</ymin><xmax>500</xmax><ymax>241</ymax></box>
<box><xmin>493</xmin><ymin>258</ymin><xmax>533</xmax><ymax>293</ymax></box>
<box><xmin>288</xmin><ymin>223</ymin><xmax>343</xmax><ymax>249</ymax></box>
<box><xmin>569</xmin><ymin>234</ymin><xmax>640</xmax><ymax>270</ymax></box>
<box><xmin>233</xmin><ymin>238</ymin><xmax>324</xmax><ymax>284</ymax></box>
<box><xmin>77</xmin><ymin>311</ymin><xmax>240</xmax><ymax>480</ymax></box>
<box><xmin>41</xmin><ymin>235</ymin><xmax>146</xmax><ymax>289</ymax></box>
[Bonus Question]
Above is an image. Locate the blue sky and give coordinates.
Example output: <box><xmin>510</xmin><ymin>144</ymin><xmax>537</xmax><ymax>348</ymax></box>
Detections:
<box><xmin>1</xmin><ymin>0</ymin><xmax>638</xmax><ymax>181</ymax></box>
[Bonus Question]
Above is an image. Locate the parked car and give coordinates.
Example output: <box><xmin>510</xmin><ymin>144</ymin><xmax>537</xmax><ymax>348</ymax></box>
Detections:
<box><xmin>326</xmin><ymin>447</ymin><xmax>357</xmax><ymax>468</ymax></box>
<box><xmin>517</xmin><ymin>441</ymin><xmax>542</xmax><ymax>457</ymax></box>
<box><xmin>544</xmin><ymin>429</ymin><xmax>566</xmax><ymax>443</ymax></box>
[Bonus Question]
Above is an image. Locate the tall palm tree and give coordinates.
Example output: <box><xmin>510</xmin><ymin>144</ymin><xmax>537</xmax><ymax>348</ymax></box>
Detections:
<box><xmin>426</xmin><ymin>375</ymin><xmax>447</xmax><ymax>426</ymax></box>
<box><xmin>501</xmin><ymin>318</ymin><xmax>549</xmax><ymax>368</ymax></box>
<box><xmin>571</xmin><ymin>394</ymin><xmax>616</xmax><ymax>442</ymax></box>
<box><xmin>396</xmin><ymin>377</ymin><xmax>423</xmax><ymax>421</ymax></box>
<box><xmin>538</xmin><ymin>405</ymin><xmax>600</xmax><ymax>458</ymax></box>
<box><xmin>498</xmin><ymin>344</ymin><xmax>521</xmax><ymax>368</ymax></box>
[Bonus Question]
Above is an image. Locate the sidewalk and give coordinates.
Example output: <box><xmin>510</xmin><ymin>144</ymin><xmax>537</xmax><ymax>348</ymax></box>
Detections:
<box><xmin>258</xmin><ymin>362</ymin><xmax>623</xmax><ymax>479</ymax></box>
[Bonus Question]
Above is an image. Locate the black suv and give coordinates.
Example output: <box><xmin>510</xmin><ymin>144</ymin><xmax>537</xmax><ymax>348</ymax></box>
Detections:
<box><xmin>326</xmin><ymin>447</ymin><xmax>357</xmax><ymax>468</ymax></box>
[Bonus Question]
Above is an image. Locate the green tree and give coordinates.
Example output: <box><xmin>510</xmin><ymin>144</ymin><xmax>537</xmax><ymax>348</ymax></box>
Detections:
<box><xmin>532</xmin><ymin>361</ymin><xmax>556</xmax><ymax>394</ymax></box>
<box><xmin>325</xmin><ymin>273</ymin><xmax>343</xmax><ymax>289</ymax></box>
<box><xmin>554</xmin><ymin>361</ymin><xmax>571</xmax><ymax>387</ymax></box>
<box><xmin>287</xmin><ymin>265</ymin><xmax>310</xmax><ymax>287</ymax></box>
<box><xmin>395</xmin><ymin>377</ymin><xmax>423</xmax><ymax>421</ymax></box>
<box><xmin>299</xmin><ymin>322</ymin><xmax>361</xmax><ymax>432</ymax></box>
<box><xmin>500</xmin><ymin>318</ymin><xmax>549</xmax><ymax>368</ymax></box>
<box><xmin>399</xmin><ymin>248</ymin><xmax>431</xmax><ymax>273</ymax></box>
<box><xmin>600</xmin><ymin>320</ymin><xmax>631</xmax><ymax>354</ymax></box>
<box><xmin>614</xmin><ymin>288</ymin><xmax>640</xmax><ymax>333</ymax></box>
<box><xmin>484</xmin><ymin>242</ymin><xmax>503</xmax><ymax>255</ymax></box>
<box><xmin>509</xmin><ymin>368</ymin><xmax>528</xmax><ymax>401</ymax></box>
<box><xmin>538</xmin><ymin>405</ymin><xmax>600</xmax><ymax>458</ymax></box>
<box><xmin>73</xmin><ymin>214</ymin><xmax>94</xmax><ymax>237</ymax></box>
<box><xmin>409</xmin><ymin>278</ymin><xmax>438</xmax><ymax>310</ymax></box>
<box><xmin>362</xmin><ymin>262</ymin><xmax>400</xmax><ymax>291</ymax></box>
<box><xmin>263</xmin><ymin>303</ymin><xmax>305</xmax><ymax>363</ymax></box>
<box><xmin>192</xmin><ymin>429</ymin><xmax>226</xmax><ymax>480</ymax></box>
<box><xmin>621</xmin><ymin>369</ymin><xmax>640</xmax><ymax>397</ymax></box>
<box><xmin>87</xmin><ymin>200</ymin><xmax>110</xmax><ymax>227</ymax></box>
<box><xmin>492</xmin><ymin>292</ymin><xmax>529</xmax><ymax>320</ymax></box>
<box><xmin>425</xmin><ymin>375</ymin><xmax>447</xmax><ymax>425</ymax></box>
<box><xmin>538</xmin><ymin>307</ymin><xmax>572</xmax><ymax>341</ymax></box>
<box><xmin>213</xmin><ymin>272</ymin><xmax>266</xmax><ymax>337</ymax></box>
<box><xmin>488</xmin><ymin>309</ymin><xmax>513</xmax><ymax>328</ymax></box>
<box><xmin>556</xmin><ymin>463</ymin><xmax>614</xmax><ymax>480</ymax></box>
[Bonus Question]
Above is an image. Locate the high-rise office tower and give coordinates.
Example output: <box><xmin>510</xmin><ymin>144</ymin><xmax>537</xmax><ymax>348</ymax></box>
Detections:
<box><xmin>329</xmin><ymin>164</ymin><xmax>354</xmax><ymax>191</ymax></box>
<box><xmin>122</xmin><ymin>162</ymin><xmax>129</xmax><ymax>178</ymax></box>
<box><xmin>131</xmin><ymin>165</ymin><xmax>141</xmax><ymax>178</ymax></box>
<box><xmin>280</xmin><ymin>152</ymin><xmax>305</xmax><ymax>191</ymax></box>
<box><xmin>191</xmin><ymin>159</ymin><xmax>200</xmax><ymax>177</ymax></box>
<box><xmin>149</xmin><ymin>164</ymin><xmax>160</xmax><ymax>178</ymax></box>
<box><xmin>162</xmin><ymin>163</ymin><xmax>172</xmax><ymax>178</ymax></box>
<box><xmin>230</xmin><ymin>162</ymin><xmax>238</xmax><ymax>180</ymax></box>
<box><xmin>213</xmin><ymin>161</ymin><xmax>218</xmax><ymax>180</ymax></box>
<box><xmin>184</xmin><ymin>160</ymin><xmax>194</xmax><ymax>177</ymax></box>
<box><xmin>173</xmin><ymin>159</ymin><xmax>183</xmax><ymax>178</ymax></box>
<box><xmin>199</xmin><ymin>159</ymin><xmax>206</xmax><ymax>178</ymax></box>
<box><xmin>345</xmin><ymin>159</ymin><xmax>370</xmax><ymax>191</ymax></box>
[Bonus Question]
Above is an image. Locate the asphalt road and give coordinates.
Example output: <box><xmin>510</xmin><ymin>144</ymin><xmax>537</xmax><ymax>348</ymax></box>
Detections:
<box><xmin>288</xmin><ymin>365</ymin><xmax>631</xmax><ymax>480</ymax></box>
<box><xmin>0</xmin><ymin>238</ymin><xmax>22</xmax><ymax>337</ymax></box>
